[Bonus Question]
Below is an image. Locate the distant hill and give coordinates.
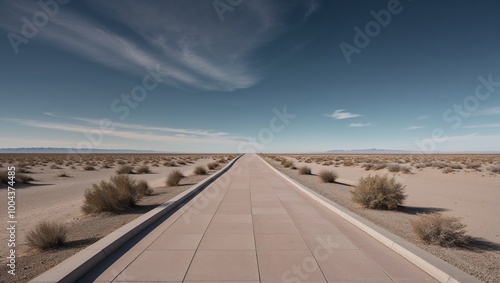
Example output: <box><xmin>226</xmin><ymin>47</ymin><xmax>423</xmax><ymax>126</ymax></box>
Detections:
<box><xmin>0</xmin><ymin>147</ymin><xmax>166</xmax><ymax>154</ymax></box>
<box><xmin>325</xmin><ymin>149</ymin><xmax>499</xmax><ymax>154</ymax></box>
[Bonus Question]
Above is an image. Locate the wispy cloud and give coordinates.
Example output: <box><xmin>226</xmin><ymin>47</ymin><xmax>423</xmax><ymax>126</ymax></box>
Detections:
<box><xmin>403</xmin><ymin>126</ymin><xmax>425</xmax><ymax>130</ymax></box>
<box><xmin>473</xmin><ymin>107</ymin><xmax>500</xmax><ymax>116</ymax></box>
<box><xmin>349</xmin><ymin>123</ymin><xmax>371</xmax><ymax>127</ymax></box>
<box><xmin>462</xmin><ymin>123</ymin><xmax>500</xmax><ymax>128</ymax></box>
<box><xmin>325</xmin><ymin>109</ymin><xmax>362</xmax><ymax>120</ymax></box>
<box><xmin>1</xmin><ymin>0</ymin><xmax>316</xmax><ymax>91</ymax></box>
<box><xmin>417</xmin><ymin>115</ymin><xmax>430</xmax><ymax>120</ymax></box>
<box><xmin>4</xmin><ymin>116</ymin><xmax>251</xmax><ymax>146</ymax></box>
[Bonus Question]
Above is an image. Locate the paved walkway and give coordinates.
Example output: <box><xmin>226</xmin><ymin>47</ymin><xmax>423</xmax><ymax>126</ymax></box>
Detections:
<box><xmin>79</xmin><ymin>154</ymin><xmax>436</xmax><ymax>282</ymax></box>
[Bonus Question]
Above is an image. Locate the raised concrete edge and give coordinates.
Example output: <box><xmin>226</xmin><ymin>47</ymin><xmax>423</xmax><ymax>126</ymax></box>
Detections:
<box><xmin>30</xmin><ymin>155</ymin><xmax>243</xmax><ymax>283</ymax></box>
<box><xmin>257</xmin><ymin>155</ymin><xmax>482</xmax><ymax>283</ymax></box>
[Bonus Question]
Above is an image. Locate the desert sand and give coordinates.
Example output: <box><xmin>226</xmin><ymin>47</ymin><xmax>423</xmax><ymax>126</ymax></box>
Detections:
<box><xmin>0</xmin><ymin>155</ymin><xmax>226</xmax><ymax>256</ymax></box>
<box><xmin>281</xmin><ymin>155</ymin><xmax>500</xmax><ymax>244</ymax></box>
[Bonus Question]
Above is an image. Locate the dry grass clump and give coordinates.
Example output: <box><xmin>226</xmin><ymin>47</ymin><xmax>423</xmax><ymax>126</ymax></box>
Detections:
<box><xmin>26</xmin><ymin>221</ymin><xmax>68</xmax><ymax>250</ymax></box>
<box><xmin>83</xmin><ymin>165</ymin><xmax>96</xmax><ymax>171</ymax></box>
<box><xmin>207</xmin><ymin>162</ymin><xmax>219</xmax><ymax>170</ymax></box>
<box><xmin>442</xmin><ymin>167</ymin><xmax>454</xmax><ymax>174</ymax></box>
<box><xmin>281</xmin><ymin>160</ymin><xmax>294</xmax><ymax>168</ymax></box>
<box><xmin>298</xmin><ymin>166</ymin><xmax>312</xmax><ymax>175</ymax></box>
<box><xmin>82</xmin><ymin>175</ymin><xmax>144</xmax><ymax>214</ymax></box>
<box><xmin>135</xmin><ymin>165</ymin><xmax>151</xmax><ymax>174</ymax></box>
<box><xmin>0</xmin><ymin>171</ymin><xmax>35</xmax><ymax>184</ymax></box>
<box><xmin>410</xmin><ymin>213</ymin><xmax>469</xmax><ymax>247</ymax></box>
<box><xmin>166</xmin><ymin>170</ymin><xmax>185</xmax><ymax>187</ymax></box>
<box><xmin>136</xmin><ymin>180</ymin><xmax>153</xmax><ymax>196</ymax></box>
<box><xmin>488</xmin><ymin>165</ymin><xmax>500</xmax><ymax>173</ymax></box>
<box><xmin>116</xmin><ymin>165</ymin><xmax>134</xmax><ymax>174</ymax></box>
<box><xmin>57</xmin><ymin>171</ymin><xmax>70</xmax><ymax>178</ymax></box>
<box><xmin>164</xmin><ymin>161</ymin><xmax>177</xmax><ymax>167</ymax></box>
<box><xmin>351</xmin><ymin>174</ymin><xmax>406</xmax><ymax>210</ymax></box>
<box><xmin>194</xmin><ymin>166</ymin><xmax>207</xmax><ymax>175</ymax></box>
<box><xmin>319</xmin><ymin>170</ymin><xmax>338</xmax><ymax>183</ymax></box>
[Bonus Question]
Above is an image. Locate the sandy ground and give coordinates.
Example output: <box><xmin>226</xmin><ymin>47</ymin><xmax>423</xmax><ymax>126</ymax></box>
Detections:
<box><xmin>265</xmin><ymin>157</ymin><xmax>500</xmax><ymax>283</ymax></box>
<box><xmin>285</xmin><ymin>157</ymin><xmax>500</xmax><ymax>244</ymax></box>
<box><xmin>0</xmin><ymin>157</ymin><xmax>217</xmax><ymax>256</ymax></box>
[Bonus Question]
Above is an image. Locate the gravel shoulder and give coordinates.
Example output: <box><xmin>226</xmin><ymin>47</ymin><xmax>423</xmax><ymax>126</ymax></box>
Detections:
<box><xmin>265</xmin><ymin>157</ymin><xmax>500</xmax><ymax>283</ymax></box>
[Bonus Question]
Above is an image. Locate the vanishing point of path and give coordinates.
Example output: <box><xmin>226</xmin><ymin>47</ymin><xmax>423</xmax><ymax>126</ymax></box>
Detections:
<box><xmin>79</xmin><ymin>154</ymin><xmax>436</xmax><ymax>282</ymax></box>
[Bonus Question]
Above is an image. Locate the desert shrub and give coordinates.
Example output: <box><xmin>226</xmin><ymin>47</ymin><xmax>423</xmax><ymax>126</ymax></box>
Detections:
<box><xmin>164</xmin><ymin>161</ymin><xmax>177</xmax><ymax>167</ymax></box>
<box><xmin>415</xmin><ymin>163</ymin><xmax>426</xmax><ymax>169</ymax></box>
<box><xmin>351</xmin><ymin>174</ymin><xmax>406</xmax><ymax>210</ymax></box>
<box><xmin>401</xmin><ymin>166</ymin><xmax>412</xmax><ymax>174</ymax></box>
<box><xmin>194</xmin><ymin>166</ymin><xmax>207</xmax><ymax>175</ymax></box>
<box><xmin>57</xmin><ymin>171</ymin><xmax>70</xmax><ymax>178</ymax></box>
<box><xmin>449</xmin><ymin>163</ymin><xmax>463</xmax><ymax>170</ymax></box>
<box><xmin>319</xmin><ymin>170</ymin><xmax>338</xmax><ymax>183</ymax></box>
<box><xmin>362</xmin><ymin>163</ymin><xmax>374</xmax><ymax>171</ymax></box>
<box><xmin>488</xmin><ymin>165</ymin><xmax>500</xmax><ymax>173</ymax></box>
<box><xmin>83</xmin><ymin>165</ymin><xmax>96</xmax><ymax>171</ymax></box>
<box><xmin>26</xmin><ymin>221</ymin><xmax>68</xmax><ymax>250</ymax></box>
<box><xmin>166</xmin><ymin>170</ymin><xmax>184</xmax><ymax>187</ymax></box>
<box><xmin>50</xmin><ymin>164</ymin><xmax>61</xmax><ymax>169</ymax></box>
<box><xmin>82</xmin><ymin>175</ymin><xmax>142</xmax><ymax>214</ymax></box>
<box><xmin>135</xmin><ymin>165</ymin><xmax>151</xmax><ymax>174</ymax></box>
<box><xmin>343</xmin><ymin>160</ymin><xmax>354</xmax><ymax>166</ymax></box>
<box><xmin>298</xmin><ymin>166</ymin><xmax>312</xmax><ymax>175</ymax></box>
<box><xmin>136</xmin><ymin>180</ymin><xmax>153</xmax><ymax>196</ymax></box>
<box><xmin>410</xmin><ymin>213</ymin><xmax>469</xmax><ymax>247</ymax></box>
<box><xmin>373</xmin><ymin>163</ymin><xmax>387</xmax><ymax>171</ymax></box>
<box><xmin>281</xmin><ymin>160</ymin><xmax>294</xmax><ymax>168</ymax></box>
<box><xmin>432</xmin><ymin>161</ymin><xmax>448</xmax><ymax>169</ymax></box>
<box><xmin>387</xmin><ymin>164</ymin><xmax>401</xmax><ymax>172</ymax></box>
<box><xmin>207</xmin><ymin>162</ymin><xmax>219</xmax><ymax>170</ymax></box>
<box><xmin>0</xmin><ymin>171</ymin><xmax>35</xmax><ymax>184</ymax></box>
<box><xmin>116</xmin><ymin>165</ymin><xmax>134</xmax><ymax>174</ymax></box>
<box><xmin>465</xmin><ymin>163</ymin><xmax>481</xmax><ymax>169</ymax></box>
<box><xmin>101</xmin><ymin>163</ymin><xmax>113</xmax><ymax>169</ymax></box>
<box><xmin>442</xmin><ymin>167</ymin><xmax>454</xmax><ymax>174</ymax></box>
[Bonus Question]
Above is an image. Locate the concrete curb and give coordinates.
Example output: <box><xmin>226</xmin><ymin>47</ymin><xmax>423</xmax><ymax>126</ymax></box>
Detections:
<box><xmin>30</xmin><ymin>155</ymin><xmax>242</xmax><ymax>283</ymax></box>
<box><xmin>258</xmin><ymin>155</ymin><xmax>482</xmax><ymax>283</ymax></box>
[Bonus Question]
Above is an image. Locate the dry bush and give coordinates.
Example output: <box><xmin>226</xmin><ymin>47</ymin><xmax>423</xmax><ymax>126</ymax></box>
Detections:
<box><xmin>26</xmin><ymin>221</ymin><xmax>68</xmax><ymax>250</ymax></box>
<box><xmin>401</xmin><ymin>166</ymin><xmax>412</xmax><ymax>174</ymax></box>
<box><xmin>116</xmin><ymin>165</ymin><xmax>134</xmax><ymax>174</ymax></box>
<box><xmin>465</xmin><ymin>163</ymin><xmax>481</xmax><ymax>169</ymax></box>
<box><xmin>82</xmin><ymin>175</ymin><xmax>143</xmax><ymax>214</ymax></box>
<box><xmin>164</xmin><ymin>161</ymin><xmax>177</xmax><ymax>167</ymax></box>
<box><xmin>281</xmin><ymin>160</ymin><xmax>294</xmax><ymax>168</ymax></box>
<box><xmin>166</xmin><ymin>170</ymin><xmax>184</xmax><ymax>187</ymax></box>
<box><xmin>351</xmin><ymin>174</ymin><xmax>406</xmax><ymax>210</ymax></box>
<box><xmin>410</xmin><ymin>213</ymin><xmax>469</xmax><ymax>247</ymax></box>
<box><xmin>387</xmin><ymin>164</ymin><xmax>402</xmax><ymax>172</ymax></box>
<box><xmin>442</xmin><ymin>167</ymin><xmax>454</xmax><ymax>174</ymax></box>
<box><xmin>298</xmin><ymin>166</ymin><xmax>312</xmax><ymax>175</ymax></box>
<box><xmin>319</xmin><ymin>170</ymin><xmax>338</xmax><ymax>183</ymax></box>
<box><xmin>0</xmin><ymin>171</ymin><xmax>35</xmax><ymax>185</ymax></box>
<box><xmin>136</xmin><ymin>180</ymin><xmax>153</xmax><ymax>196</ymax></box>
<box><xmin>83</xmin><ymin>165</ymin><xmax>96</xmax><ymax>171</ymax></box>
<box><xmin>207</xmin><ymin>162</ymin><xmax>219</xmax><ymax>170</ymax></box>
<box><xmin>489</xmin><ymin>165</ymin><xmax>500</xmax><ymax>173</ymax></box>
<box><xmin>135</xmin><ymin>165</ymin><xmax>151</xmax><ymax>174</ymax></box>
<box><xmin>57</xmin><ymin>171</ymin><xmax>70</xmax><ymax>178</ymax></box>
<box><xmin>50</xmin><ymin>164</ymin><xmax>61</xmax><ymax>169</ymax></box>
<box><xmin>362</xmin><ymin>163</ymin><xmax>374</xmax><ymax>171</ymax></box>
<box><xmin>194</xmin><ymin>166</ymin><xmax>207</xmax><ymax>175</ymax></box>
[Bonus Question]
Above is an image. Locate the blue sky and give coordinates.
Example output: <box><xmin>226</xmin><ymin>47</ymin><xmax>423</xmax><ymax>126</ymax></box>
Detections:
<box><xmin>1</xmin><ymin>0</ymin><xmax>500</xmax><ymax>153</ymax></box>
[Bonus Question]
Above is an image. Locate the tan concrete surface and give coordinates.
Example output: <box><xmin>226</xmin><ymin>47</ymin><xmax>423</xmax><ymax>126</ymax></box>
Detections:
<box><xmin>78</xmin><ymin>154</ymin><xmax>437</xmax><ymax>283</ymax></box>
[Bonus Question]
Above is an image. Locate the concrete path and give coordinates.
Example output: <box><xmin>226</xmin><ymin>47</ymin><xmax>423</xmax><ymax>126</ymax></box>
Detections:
<box><xmin>79</xmin><ymin>154</ymin><xmax>436</xmax><ymax>282</ymax></box>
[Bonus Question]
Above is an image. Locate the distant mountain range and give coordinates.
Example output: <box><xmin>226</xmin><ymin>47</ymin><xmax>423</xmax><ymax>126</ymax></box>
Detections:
<box><xmin>0</xmin><ymin>147</ymin><xmax>166</xmax><ymax>154</ymax></box>
<box><xmin>325</xmin><ymin>148</ymin><xmax>500</xmax><ymax>154</ymax></box>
